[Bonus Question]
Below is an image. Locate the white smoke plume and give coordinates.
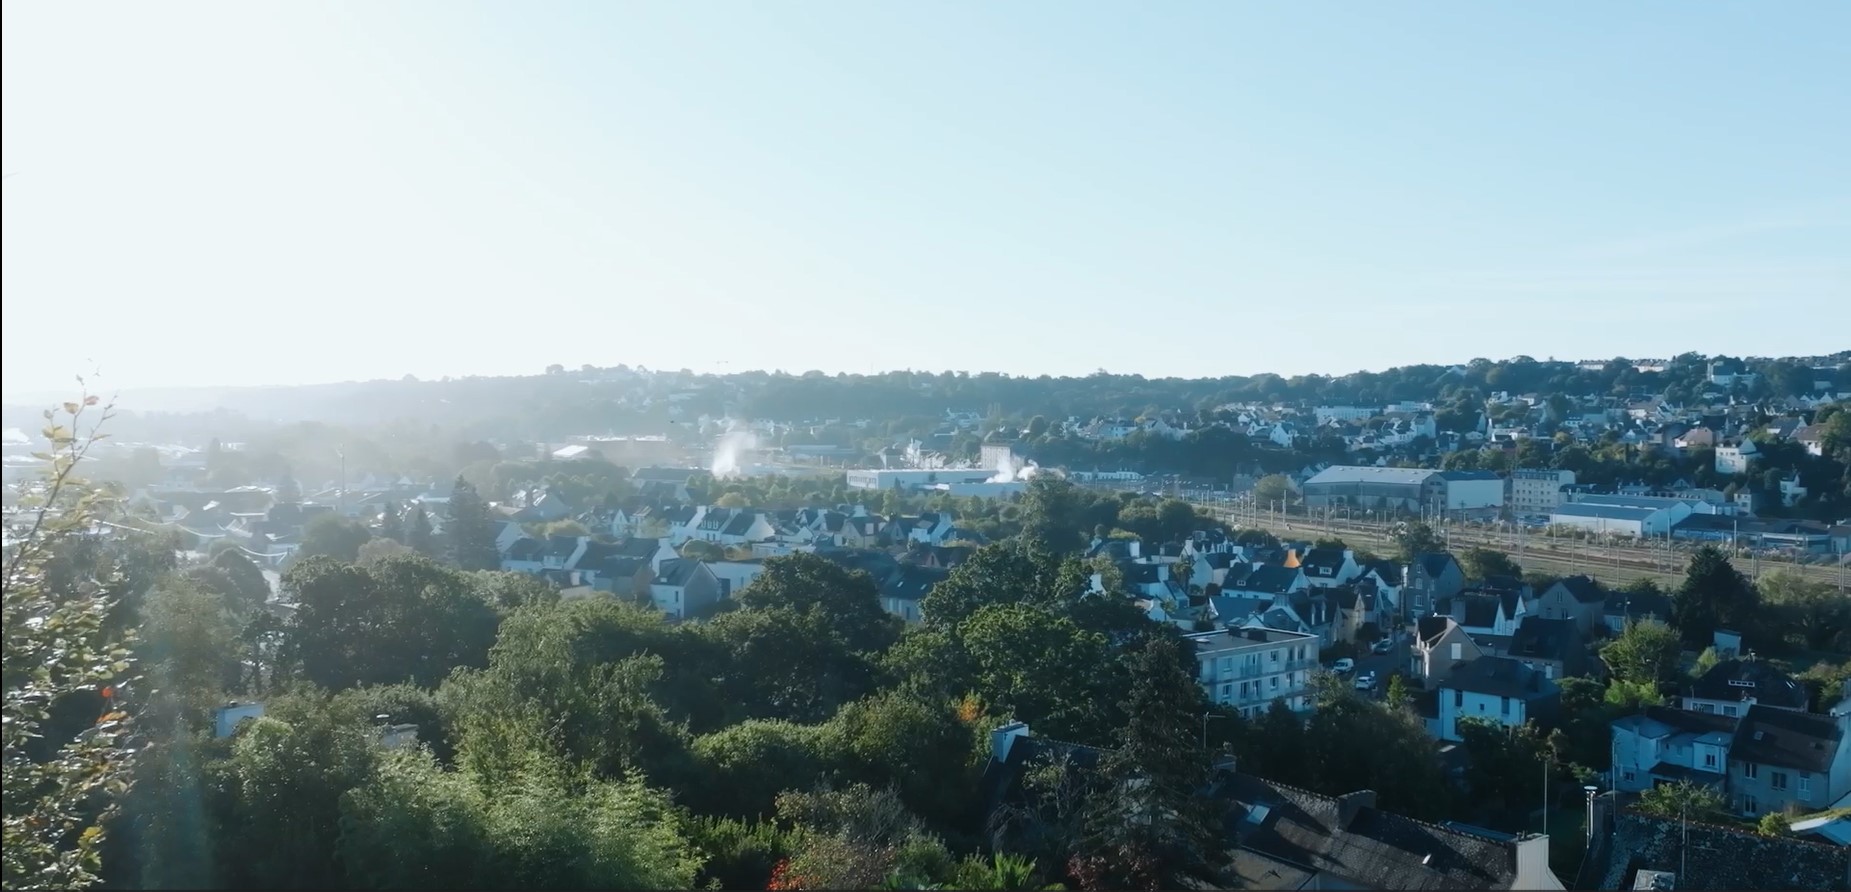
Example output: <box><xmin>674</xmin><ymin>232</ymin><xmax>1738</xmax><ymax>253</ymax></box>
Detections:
<box><xmin>710</xmin><ymin>429</ymin><xmax>759</xmax><ymax>479</ymax></box>
<box><xmin>987</xmin><ymin>455</ymin><xmax>1042</xmax><ymax>483</ymax></box>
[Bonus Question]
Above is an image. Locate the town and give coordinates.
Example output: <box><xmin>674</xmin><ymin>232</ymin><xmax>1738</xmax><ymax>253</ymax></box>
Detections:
<box><xmin>5</xmin><ymin>350</ymin><xmax>1848</xmax><ymax>890</ymax></box>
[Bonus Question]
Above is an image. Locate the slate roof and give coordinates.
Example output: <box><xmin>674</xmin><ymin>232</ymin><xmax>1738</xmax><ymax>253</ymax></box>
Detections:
<box><xmin>879</xmin><ymin>565</ymin><xmax>948</xmax><ymax>603</ymax></box>
<box><xmin>1216</xmin><ymin>774</ymin><xmax>1527</xmax><ymax>890</ymax></box>
<box><xmin>1731</xmin><ymin>704</ymin><xmax>1843</xmax><ymax>773</ymax></box>
<box><xmin>612</xmin><ymin>536</ymin><xmax>663</xmax><ymax>559</ymax></box>
<box><xmin>1442</xmin><ymin>656</ymin><xmax>1558</xmax><ymax>700</ymax></box>
<box><xmin>1604</xmin><ymin>589</ymin><xmax>1674</xmax><ymax>622</ymax></box>
<box><xmin>505</xmin><ymin>537</ymin><xmax>543</xmax><ymax>561</ymax></box>
<box><xmin>1303</xmin><ymin>466</ymin><xmax>1440</xmax><ymax>487</ymax></box>
<box><xmin>719</xmin><ymin>511</ymin><xmax>762</xmax><ymax>537</ymax></box>
<box><xmin>652</xmin><ymin>558</ymin><xmax>708</xmax><ymax>587</ymax></box>
<box><xmin>1418</xmin><ymin>615</ymin><xmax>1460</xmax><ymax>646</ymax></box>
<box><xmin>631</xmin><ymin>467</ymin><xmax>703</xmax><ymax>483</ymax></box>
<box><xmin>1363</xmin><ymin>558</ymin><xmax>1404</xmax><ymax>586</ymax></box>
<box><xmin>1300</xmin><ymin>547</ymin><xmax>1349</xmax><ymax>577</ymax></box>
<box><xmin>1417</xmin><ymin>553</ymin><xmax>1459</xmax><ymax>579</ymax></box>
<box><xmin>1507</xmin><ymin>617</ymin><xmax>1581</xmax><ymax>663</ymax></box>
<box><xmin>1236</xmin><ymin>565</ymin><xmax>1303</xmax><ymax>595</ymax></box>
<box><xmin>1550</xmin><ymin>574</ymin><xmax>1606</xmax><ymax>604</ymax></box>
<box><xmin>1687</xmin><ymin>659</ymin><xmax>1809</xmax><ymax>710</ymax></box>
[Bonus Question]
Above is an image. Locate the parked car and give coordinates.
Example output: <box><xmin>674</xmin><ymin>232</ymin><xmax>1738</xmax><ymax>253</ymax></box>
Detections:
<box><xmin>1371</xmin><ymin>638</ymin><xmax>1394</xmax><ymax>655</ymax></box>
<box><xmin>1331</xmin><ymin>658</ymin><xmax>1355</xmax><ymax>675</ymax></box>
<box><xmin>1353</xmin><ymin>671</ymin><xmax>1377</xmax><ymax>691</ymax></box>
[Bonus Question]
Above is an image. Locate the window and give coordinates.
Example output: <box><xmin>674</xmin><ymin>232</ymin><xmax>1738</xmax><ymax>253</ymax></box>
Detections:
<box><xmin>1799</xmin><ymin>774</ymin><xmax>1812</xmax><ymax>800</ymax></box>
<box><xmin>1271</xmin><ymin>650</ymin><xmax>1280</xmax><ymax>664</ymax></box>
<box><xmin>1703</xmin><ymin>752</ymin><xmax>1717</xmax><ymax>769</ymax></box>
<box><xmin>1219</xmin><ymin>656</ymin><xmax>1233</xmax><ymax>677</ymax></box>
<box><xmin>1622</xmin><ymin>770</ymin><xmax>1636</xmax><ymax>783</ymax></box>
<box><xmin>1220</xmin><ymin>683</ymin><xmax>1233</xmax><ymax>701</ymax></box>
<box><xmin>1501</xmin><ymin>696</ymin><xmax>1511</xmax><ymax>716</ymax></box>
<box><xmin>1271</xmin><ymin>676</ymin><xmax>1279</xmax><ymax>690</ymax></box>
<box><xmin>1451</xmin><ymin>642</ymin><xmax>1463</xmax><ymax>660</ymax></box>
<box><xmin>1695</xmin><ymin>702</ymin><xmax>1715</xmax><ymax>714</ymax></box>
<box><xmin>1771</xmin><ymin>771</ymin><xmax>1788</xmax><ymax>792</ymax></box>
<box><xmin>1722</xmin><ymin>705</ymin><xmax>1737</xmax><ymax>717</ymax></box>
<box><xmin>1453</xmin><ymin>690</ymin><xmax>1464</xmax><ymax>708</ymax></box>
<box><xmin>1742</xmin><ymin>762</ymin><xmax>1758</xmax><ymax>780</ymax></box>
<box><xmin>1742</xmin><ymin>795</ymin><xmax>1758</xmax><ymax>815</ymax></box>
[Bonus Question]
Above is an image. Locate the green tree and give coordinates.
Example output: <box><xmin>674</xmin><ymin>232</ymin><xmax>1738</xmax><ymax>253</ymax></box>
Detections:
<box><xmin>689</xmin><ymin>719</ymin><xmax>829</xmax><ymax>820</ymax></box>
<box><xmin>2</xmin><ymin>394</ymin><xmax>136</xmax><ymax>890</ymax></box>
<box><xmin>716</xmin><ymin>491</ymin><xmax>750</xmax><ymax>509</ymax></box>
<box><xmin>1635</xmin><ymin>780</ymin><xmax>1727</xmax><ymax>823</ymax></box>
<box><xmin>1072</xmin><ymin>636</ymin><xmax>1223</xmax><ymax>891</ymax></box>
<box><xmin>960</xmin><ymin>604</ymin><xmax>1120</xmax><ymax>742</ymax></box>
<box><xmin>1758</xmin><ymin>570</ymin><xmax>1850</xmax><ymax>652</ymax></box>
<box><xmin>1673</xmin><ymin>546</ymin><xmax>1759</xmax><ymax>648</ymax></box>
<box><xmin>1393</xmin><ymin>521</ymin><xmax>1446</xmax><ymax>564</ymax></box>
<box><xmin>406</xmin><ymin>505</ymin><xmax>436</xmax><ymax>556</ymax></box>
<box><xmin>1252</xmin><ymin>474</ymin><xmax>1292</xmax><ymax>506</ymax></box>
<box><xmin>139</xmin><ymin>576</ymin><xmax>243</xmax><ymax>717</ymax></box>
<box><xmin>378</xmin><ymin>501</ymin><xmax>403</xmax><ymax>543</ymax></box>
<box><xmin>297</xmin><ymin>514</ymin><xmax>372</xmax><ymax>564</ymax></box>
<box><xmin>680</xmin><ymin>539</ymin><xmax>725</xmax><ymax>561</ymax></box>
<box><xmin>1020</xmin><ymin>476</ymin><xmax>1090</xmax><ymax>555</ymax></box>
<box><xmin>445</xmin><ymin>476</ymin><xmax>502</xmax><ymax>571</ymax></box>
<box><xmin>1460</xmin><ymin>546</ymin><xmax>1522</xmax><ymax>582</ymax></box>
<box><xmin>208</xmin><ymin>547</ymin><xmax>270</xmax><ymax>613</ymax></box>
<box><xmin>1756</xmin><ymin>812</ymin><xmax>1790</xmax><ymax>837</ymax></box>
<box><xmin>824</xmin><ymin>692</ymin><xmax>980</xmax><ymax>829</ymax></box>
<box><xmin>281</xmin><ymin>555</ymin><xmax>500</xmax><ymax>691</ymax></box>
<box><xmin>1601</xmin><ymin>619</ymin><xmax>1682</xmax><ymax>687</ymax></box>
<box><xmin>919</xmin><ymin>540</ymin><xmax>1081</xmax><ymax>629</ymax></box>
<box><xmin>737</xmin><ymin>552</ymin><xmax>901</xmax><ymax>654</ymax></box>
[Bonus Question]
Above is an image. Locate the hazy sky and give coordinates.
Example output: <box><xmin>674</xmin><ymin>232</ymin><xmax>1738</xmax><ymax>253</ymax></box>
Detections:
<box><xmin>4</xmin><ymin>2</ymin><xmax>1848</xmax><ymax>397</ymax></box>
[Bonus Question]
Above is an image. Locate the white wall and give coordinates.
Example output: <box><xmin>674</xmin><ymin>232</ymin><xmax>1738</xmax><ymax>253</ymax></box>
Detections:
<box><xmin>1438</xmin><ymin>688</ymin><xmax>1529</xmax><ymax>741</ymax></box>
<box><xmin>1443</xmin><ymin>478</ymin><xmax>1506</xmax><ymax>510</ymax></box>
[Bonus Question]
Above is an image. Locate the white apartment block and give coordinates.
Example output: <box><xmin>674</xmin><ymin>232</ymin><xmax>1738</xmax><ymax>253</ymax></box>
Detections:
<box><xmin>1509</xmin><ymin>469</ymin><xmax>1575</xmax><ymax>516</ymax></box>
<box><xmin>1188</xmin><ymin>627</ymin><xmax>1320</xmax><ymax>718</ymax></box>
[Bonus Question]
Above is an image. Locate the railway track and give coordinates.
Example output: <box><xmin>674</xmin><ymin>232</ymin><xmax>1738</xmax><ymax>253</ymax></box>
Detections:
<box><xmin>1195</xmin><ymin>502</ymin><xmax>1849</xmax><ymax>592</ymax></box>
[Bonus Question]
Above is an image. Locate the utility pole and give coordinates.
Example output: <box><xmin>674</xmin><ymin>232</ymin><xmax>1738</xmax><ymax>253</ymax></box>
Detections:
<box><xmin>336</xmin><ymin>449</ymin><xmax>347</xmax><ymax>517</ymax></box>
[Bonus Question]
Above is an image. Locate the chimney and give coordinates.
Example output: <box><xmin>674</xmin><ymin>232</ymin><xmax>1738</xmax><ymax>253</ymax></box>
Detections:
<box><xmin>1334</xmin><ymin>790</ymin><xmax>1376</xmax><ymax>831</ymax></box>
<box><xmin>1512</xmin><ymin>834</ymin><xmax>1555</xmax><ymax>889</ymax></box>
<box><xmin>990</xmin><ymin>721</ymin><xmax>1029</xmax><ymax>764</ymax></box>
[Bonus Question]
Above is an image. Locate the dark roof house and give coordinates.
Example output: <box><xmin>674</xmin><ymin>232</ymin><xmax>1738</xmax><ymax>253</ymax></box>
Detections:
<box><xmin>1685</xmin><ymin>659</ymin><xmax>1809</xmax><ymax>712</ymax></box>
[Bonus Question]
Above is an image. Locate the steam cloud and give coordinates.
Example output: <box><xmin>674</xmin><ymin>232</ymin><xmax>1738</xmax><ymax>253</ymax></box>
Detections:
<box><xmin>710</xmin><ymin>429</ymin><xmax>758</xmax><ymax>479</ymax></box>
<box><xmin>987</xmin><ymin>455</ymin><xmax>1041</xmax><ymax>483</ymax></box>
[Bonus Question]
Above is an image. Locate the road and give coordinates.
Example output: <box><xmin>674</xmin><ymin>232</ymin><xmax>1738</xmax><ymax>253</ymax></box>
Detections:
<box><xmin>1327</xmin><ymin>627</ymin><xmax>1411</xmax><ymax>701</ymax></box>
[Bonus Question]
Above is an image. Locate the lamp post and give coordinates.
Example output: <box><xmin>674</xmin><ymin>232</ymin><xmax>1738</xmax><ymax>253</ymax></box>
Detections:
<box><xmin>1201</xmin><ymin>712</ymin><xmax>1231</xmax><ymax>750</ymax></box>
<box><xmin>1584</xmin><ymin>785</ymin><xmax>1599</xmax><ymax>845</ymax></box>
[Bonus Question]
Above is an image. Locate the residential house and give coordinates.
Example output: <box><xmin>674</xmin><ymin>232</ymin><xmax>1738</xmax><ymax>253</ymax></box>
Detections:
<box><xmin>1411</xmin><ymin>616</ymin><xmax>1485</xmax><ymax>689</ymax></box>
<box><xmin>648</xmin><ymin>559</ymin><xmax>722</xmax><ymax>620</ymax></box>
<box><xmin>629</xmin><ymin>467</ymin><xmax>702</xmax><ymax>502</ymax></box>
<box><xmin>1221</xmin><ymin>563</ymin><xmax>1307</xmax><ymax>601</ymax></box>
<box><xmin>1602</xmin><ymin>588</ymin><xmax>1675</xmax><ymax>635</ymax></box>
<box><xmin>705</xmin><ymin>558</ymin><xmax>767</xmax><ymax>600</ymax></box>
<box><xmin>1496</xmin><ymin>616</ymin><xmax>1589</xmax><ymax>681</ymax></box>
<box><xmin>1297</xmin><ymin>547</ymin><xmax>1361</xmax><ymax>589</ymax></box>
<box><xmin>1435</xmin><ymin>656</ymin><xmax>1561</xmax><ymax>742</ymax></box>
<box><xmin>1727</xmin><ymin>705</ymin><xmax>1850</xmax><ymax>817</ymax></box>
<box><xmin>1682</xmin><ymin>659</ymin><xmax>1810</xmax><ymax>718</ymax></box>
<box><xmin>663</xmin><ymin>505</ymin><xmax>706</xmax><ymax>545</ymax></box>
<box><xmin>1329</xmin><ymin>578</ymin><xmax>1383</xmax><ymax>644</ymax></box>
<box><xmin>1405</xmin><ymin>552</ymin><xmax>1466</xmax><ymax>617</ymax></box>
<box><xmin>1793</xmin><ymin>424</ymin><xmax>1826</xmax><ymax>457</ymax></box>
<box><xmin>1610</xmin><ymin>706</ymin><xmax>1738</xmax><ymax>793</ymax></box>
<box><xmin>1216</xmin><ymin>774</ymin><xmax>1564</xmax><ymax>890</ymax></box>
<box><xmin>1533</xmin><ymin>575</ymin><xmax>1607</xmax><ymax>636</ymax></box>
<box><xmin>1188</xmin><ymin>627</ymin><xmax>1320</xmax><ymax>717</ymax></box>
<box><xmin>1438</xmin><ymin>588</ymin><xmax>1529</xmax><ymax>637</ymax></box>
<box><xmin>878</xmin><ymin>564</ymin><xmax>947</xmax><ymax>625</ymax></box>
<box><xmin>1714</xmin><ymin>439</ymin><xmax>1759</xmax><ymax>475</ymax></box>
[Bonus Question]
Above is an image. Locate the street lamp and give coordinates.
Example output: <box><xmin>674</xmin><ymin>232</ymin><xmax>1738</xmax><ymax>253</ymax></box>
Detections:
<box><xmin>1583</xmin><ymin>785</ymin><xmax>1599</xmax><ymax>844</ymax></box>
<box><xmin>1201</xmin><ymin>712</ymin><xmax>1231</xmax><ymax>750</ymax></box>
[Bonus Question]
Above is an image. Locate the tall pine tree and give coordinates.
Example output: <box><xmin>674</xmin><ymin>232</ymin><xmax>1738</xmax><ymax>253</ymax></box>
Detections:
<box><xmin>407</xmin><ymin>506</ymin><xmax>436</xmax><ymax>557</ymax></box>
<box><xmin>1673</xmin><ymin>545</ymin><xmax>1759</xmax><ymax>648</ymax></box>
<box><xmin>378</xmin><ymin>501</ymin><xmax>403</xmax><ymax>543</ymax></box>
<box><xmin>445</xmin><ymin>476</ymin><xmax>500</xmax><ymax>571</ymax></box>
<box><xmin>1071</xmin><ymin>636</ymin><xmax>1225</xmax><ymax>891</ymax></box>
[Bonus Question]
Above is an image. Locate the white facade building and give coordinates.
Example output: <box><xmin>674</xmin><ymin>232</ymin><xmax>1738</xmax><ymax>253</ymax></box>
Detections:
<box><xmin>1510</xmin><ymin>469</ymin><xmax>1576</xmax><ymax>516</ymax></box>
<box><xmin>1187</xmin><ymin>627</ymin><xmax>1319</xmax><ymax>718</ymax></box>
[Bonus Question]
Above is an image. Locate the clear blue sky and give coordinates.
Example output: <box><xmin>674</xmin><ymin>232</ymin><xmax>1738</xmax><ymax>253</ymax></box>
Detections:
<box><xmin>4</xmin><ymin>1</ymin><xmax>1847</xmax><ymax>397</ymax></box>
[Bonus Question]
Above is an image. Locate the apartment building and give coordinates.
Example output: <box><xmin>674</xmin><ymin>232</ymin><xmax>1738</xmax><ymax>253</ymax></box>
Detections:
<box><xmin>1509</xmin><ymin>469</ymin><xmax>1575</xmax><ymax>516</ymax></box>
<box><xmin>1187</xmin><ymin>627</ymin><xmax>1320</xmax><ymax>717</ymax></box>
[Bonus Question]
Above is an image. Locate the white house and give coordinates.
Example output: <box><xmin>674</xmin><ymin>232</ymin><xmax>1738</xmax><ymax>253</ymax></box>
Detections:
<box><xmin>1610</xmin><ymin>706</ymin><xmax>1736</xmax><ymax>793</ymax></box>
<box><xmin>705</xmin><ymin>558</ymin><xmax>767</xmax><ymax>600</ymax></box>
<box><xmin>1714</xmin><ymin>439</ymin><xmax>1758</xmax><ymax>475</ymax></box>
<box><xmin>1434</xmin><ymin>657</ymin><xmax>1560</xmax><ymax>742</ymax></box>
<box><xmin>1187</xmin><ymin>627</ymin><xmax>1320</xmax><ymax>718</ymax></box>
